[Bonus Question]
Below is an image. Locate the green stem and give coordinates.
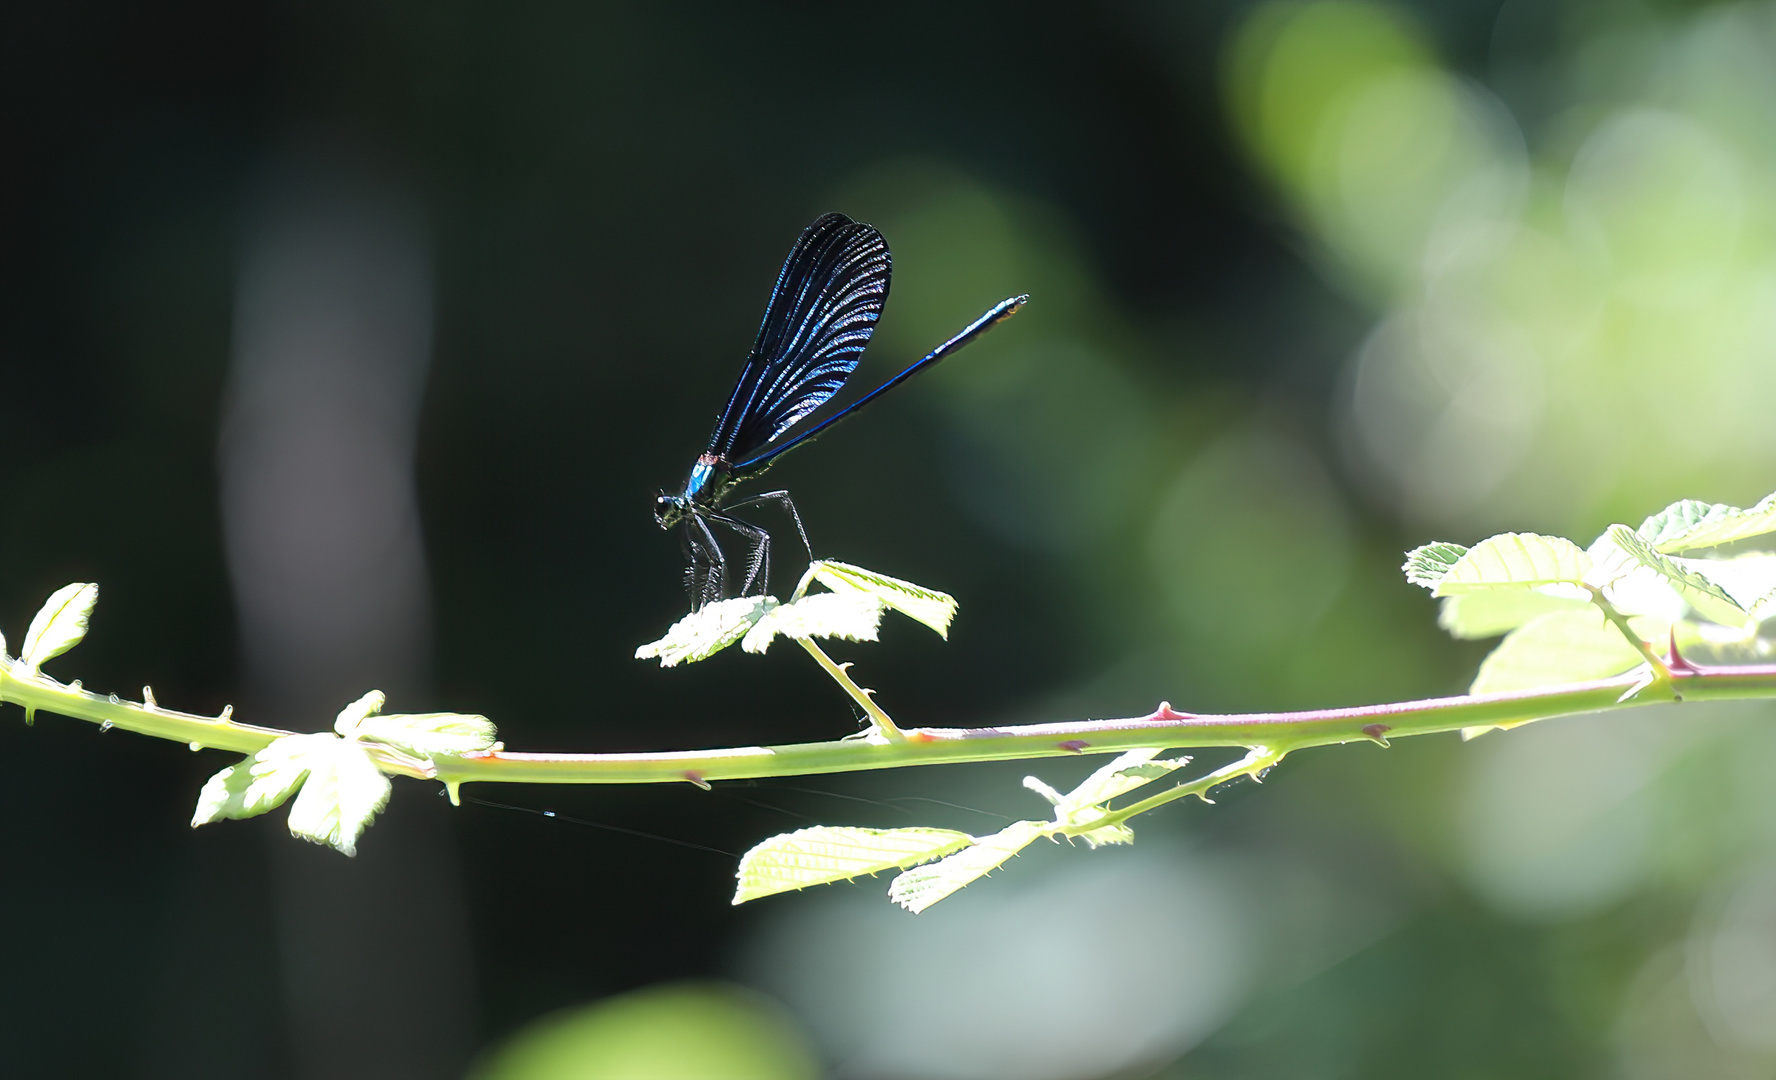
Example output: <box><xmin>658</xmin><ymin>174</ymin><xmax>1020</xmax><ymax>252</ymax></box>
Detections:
<box><xmin>1082</xmin><ymin>745</ymin><xmax>1287</xmax><ymax>834</ymax></box>
<box><xmin>796</xmin><ymin>637</ymin><xmax>905</xmax><ymax>742</ymax></box>
<box><xmin>424</xmin><ymin>661</ymin><xmax>1776</xmax><ymax>790</ymax></box>
<box><xmin>1587</xmin><ymin>585</ymin><xmax>1676</xmax><ymax>695</ymax></box>
<box><xmin>0</xmin><ymin>659</ymin><xmax>430</xmax><ymax>778</ymax></box>
<box><xmin>9</xmin><ymin>647</ymin><xmax>1776</xmax><ymax>795</ymax></box>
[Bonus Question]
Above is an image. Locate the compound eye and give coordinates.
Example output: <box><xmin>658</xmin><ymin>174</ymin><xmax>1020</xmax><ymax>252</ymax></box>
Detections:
<box><xmin>653</xmin><ymin>494</ymin><xmax>679</xmax><ymax>525</ymax></box>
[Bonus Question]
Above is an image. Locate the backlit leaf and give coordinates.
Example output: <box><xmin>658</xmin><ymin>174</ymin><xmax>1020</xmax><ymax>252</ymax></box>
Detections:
<box><xmin>190</xmin><ymin>732</ymin><xmax>337</xmax><ymax>826</ymax></box>
<box><xmin>1403</xmin><ymin>542</ymin><xmax>1468</xmax><ymax>589</ymax></box>
<box><xmin>19</xmin><ymin>583</ymin><xmax>98</xmax><ymax>673</ymax></box>
<box><xmin>1638</xmin><ymin>490</ymin><xmax>1776</xmax><ymax>553</ymax></box>
<box><xmin>887</xmin><ymin>820</ymin><xmax>1048</xmax><ymax>913</ymax></box>
<box><xmin>1049</xmin><ymin>748</ymin><xmax>1186</xmax><ymax>813</ymax></box>
<box><xmin>1470</xmin><ymin>608</ymin><xmax>1648</xmax><ymax>696</ymax></box>
<box><xmin>331</xmin><ymin>690</ymin><xmax>387</xmax><ymax>737</ymax></box>
<box><xmin>1669</xmin><ymin>553</ymin><xmax>1776</xmax><ymax>618</ymax></box>
<box><xmin>811</xmin><ymin>561</ymin><xmax>958</xmax><ymax>638</ymax></box>
<box><xmin>354</xmin><ymin>712</ymin><xmax>499</xmax><ymax>757</ymax></box>
<box><xmin>1432</xmin><ymin>534</ymin><xmax>1591</xmax><ymax>596</ymax></box>
<box><xmin>635</xmin><ymin>597</ymin><xmax>775</xmax><ymax>666</ymax></box>
<box><xmin>740</xmin><ymin>592</ymin><xmax>884</xmax><ymax>654</ymax></box>
<box><xmin>1437</xmin><ymin>586</ymin><xmax>1590</xmax><ymax>639</ymax></box>
<box><xmin>732</xmin><ymin>826</ymin><xmax>973</xmax><ymax>905</ymax></box>
<box><xmin>284</xmin><ymin>739</ymin><xmax>391</xmax><ymax>857</ymax></box>
<box><xmin>1596</xmin><ymin>525</ymin><xmax>1746</xmax><ymax>626</ymax></box>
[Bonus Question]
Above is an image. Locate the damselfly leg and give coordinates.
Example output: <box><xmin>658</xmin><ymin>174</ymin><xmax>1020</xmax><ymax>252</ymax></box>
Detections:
<box><xmin>683</xmin><ymin>514</ymin><xmax>726</xmax><ymax>609</ymax></box>
<box><xmin>705</xmin><ymin>510</ymin><xmax>773</xmax><ymax>599</ymax></box>
<box><xmin>722</xmin><ymin>489</ymin><xmax>813</xmax><ymax>563</ymax></box>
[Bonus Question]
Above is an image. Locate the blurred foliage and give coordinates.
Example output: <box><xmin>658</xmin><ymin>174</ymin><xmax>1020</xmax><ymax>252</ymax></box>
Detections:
<box><xmin>469</xmin><ymin>981</ymin><xmax>817</xmax><ymax>1080</ymax></box>
<box><xmin>8</xmin><ymin>0</ymin><xmax>1776</xmax><ymax>1077</ymax></box>
<box><xmin>1230</xmin><ymin>0</ymin><xmax>1776</xmax><ymax>535</ymax></box>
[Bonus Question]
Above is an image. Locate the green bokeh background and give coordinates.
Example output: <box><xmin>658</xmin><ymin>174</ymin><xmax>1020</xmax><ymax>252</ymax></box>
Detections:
<box><xmin>4</xmin><ymin>1</ymin><xmax>1776</xmax><ymax>1077</ymax></box>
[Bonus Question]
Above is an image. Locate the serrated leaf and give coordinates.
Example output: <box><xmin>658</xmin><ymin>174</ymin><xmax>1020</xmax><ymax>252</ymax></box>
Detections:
<box><xmin>190</xmin><ymin>732</ymin><xmax>336</xmax><ymax>826</ymax></box>
<box><xmin>811</xmin><ymin>561</ymin><xmax>959</xmax><ymax>638</ymax></box>
<box><xmin>1585</xmin><ymin>533</ymin><xmax>1690</xmax><ymax>621</ymax></box>
<box><xmin>332</xmin><ymin>689</ymin><xmax>386</xmax><ymax>737</ymax></box>
<box><xmin>740</xmin><ymin>592</ymin><xmax>885</xmax><ymax>654</ymax></box>
<box><xmin>888</xmin><ymin>820</ymin><xmax>1049</xmax><ymax>913</ymax></box>
<box><xmin>1076</xmin><ymin>822</ymin><xmax>1137</xmax><ymax>849</ymax></box>
<box><xmin>1437</xmin><ymin>586</ymin><xmax>1591</xmax><ymax>639</ymax></box>
<box><xmin>1669</xmin><ymin>553</ymin><xmax>1776</xmax><ymax>617</ymax></box>
<box><xmin>1403</xmin><ymin>542</ymin><xmax>1468</xmax><ymax>589</ymax></box>
<box><xmin>1598</xmin><ymin>525</ymin><xmax>1746</xmax><ymax>626</ymax></box>
<box><xmin>19</xmin><ymin>582</ymin><xmax>98</xmax><ymax>673</ymax></box>
<box><xmin>1638</xmin><ymin>490</ymin><xmax>1776</xmax><ymax>553</ymax></box>
<box><xmin>1432</xmin><ymin>534</ymin><xmax>1591</xmax><ymax>596</ymax></box>
<box><xmin>635</xmin><ymin>596</ymin><xmax>776</xmax><ymax>667</ymax></box>
<box><xmin>1469</xmin><ymin>608</ymin><xmax>1648</xmax><ymax>696</ymax></box>
<box><xmin>732</xmin><ymin>826</ymin><xmax>973</xmax><ymax>905</ymax></box>
<box><xmin>1052</xmin><ymin>749</ymin><xmax>1186</xmax><ymax>814</ymax></box>
<box><xmin>353</xmin><ymin>712</ymin><xmax>498</xmax><ymax>757</ymax></box>
<box><xmin>284</xmin><ymin>739</ymin><xmax>391</xmax><ymax>857</ymax></box>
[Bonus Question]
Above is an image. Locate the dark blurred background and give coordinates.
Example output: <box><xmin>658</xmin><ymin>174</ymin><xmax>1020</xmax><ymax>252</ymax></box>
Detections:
<box><xmin>7</xmin><ymin>1</ymin><xmax>1776</xmax><ymax>1077</ymax></box>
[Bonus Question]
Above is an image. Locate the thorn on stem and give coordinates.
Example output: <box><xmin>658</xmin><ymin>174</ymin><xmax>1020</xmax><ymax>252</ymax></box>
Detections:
<box><xmin>1666</xmin><ymin>627</ymin><xmax>1698</xmax><ymax>674</ymax></box>
<box><xmin>1057</xmin><ymin>739</ymin><xmax>1089</xmax><ymax>753</ymax></box>
<box><xmin>1362</xmin><ymin>723</ymin><xmax>1392</xmax><ymax>746</ymax></box>
<box><xmin>142</xmin><ymin>685</ymin><xmax>157</xmax><ymax>709</ymax></box>
<box><xmin>1152</xmin><ymin>701</ymin><xmax>1194</xmax><ymax>722</ymax></box>
<box><xmin>1617</xmin><ymin>670</ymin><xmax>1658</xmax><ymax>704</ymax></box>
<box><xmin>218</xmin><ymin>704</ymin><xmax>234</xmax><ymax>722</ymax></box>
<box><xmin>683</xmin><ymin>770</ymin><xmax>712</xmax><ymax>791</ymax></box>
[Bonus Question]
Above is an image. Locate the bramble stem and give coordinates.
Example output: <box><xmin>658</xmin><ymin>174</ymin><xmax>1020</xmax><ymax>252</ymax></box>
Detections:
<box><xmin>8</xmin><ymin>647</ymin><xmax>1776</xmax><ymax>794</ymax></box>
<box><xmin>424</xmin><ymin>661</ymin><xmax>1776</xmax><ymax>790</ymax></box>
<box><xmin>0</xmin><ymin>657</ymin><xmax>429</xmax><ymax>778</ymax></box>
<box><xmin>1587</xmin><ymin>585</ymin><xmax>1678</xmax><ymax>699</ymax></box>
<box><xmin>796</xmin><ymin>638</ymin><xmax>905</xmax><ymax>742</ymax></box>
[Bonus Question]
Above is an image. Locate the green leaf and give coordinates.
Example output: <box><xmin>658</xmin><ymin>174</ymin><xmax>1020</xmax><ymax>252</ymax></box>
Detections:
<box><xmin>284</xmin><ymin>738</ymin><xmax>391</xmax><ymax>857</ymax></box>
<box><xmin>190</xmin><ymin>732</ymin><xmax>335</xmax><ymax>826</ymax></box>
<box><xmin>1432</xmin><ymin>534</ymin><xmax>1591</xmax><ymax>596</ymax></box>
<box><xmin>811</xmin><ymin>561</ymin><xmax>959</xmax><ymax>638</ymax></box>
<box><xmin>1668</xmin><ymin>552</ymin><xmax>1776</xmax><ymax>619</ymax></box>
<box><xmin>331</xmin><ymin>689</ymin><xmax>387</xmax><ymax>737</ymax></box>
<box><xmin>635</xmin><ymin>597</ymin><xmax>776</xmax><ymax>667</ymax></box>
<box><xmin>740</xmin><ymin>592</ymin><xmax>885</xmax><ymax>655</ymax></box>
<box><xmin>1470</xmin><ymin>608</ymin><xmax>1648</xmax><ymax>696</ymax></box>
<box><xmin>1638</xmin><ymin>490</ymin><xmax>1776</xmax><ymax>552</ymax></box>
<box><xmin>732</xmin><ymin>826</ymin><xmax>973</xmax><ymax>905</ymax></box>
<box><xmin>1048</xmin><ymin>749</ymin><xmax>1187</xmax><ymax>814</ymax></box>
<box><xmin>1597</xmin><ymin>525</ymin><xmax>1746</xmax><ymax>626</ymax></box>
<box><xmin>1074</xmin><ymin>821</ymin><xmax>1137</xmax><ymax>850</ymax></box>
<box><xmin>887</xmin><ymin>820</ymin><xmax>1049</xmax><ymax>913</ymax></box>
<box><xmin>1403</xmin><ymin>542</ymin><xmax>1468</xmax><ymax>590</ymax></box>
<box><xmin>19</xmin><ymin>582</ymin><xmax>98</xmax><ymax>673</ymax></box>
<box><xmin>353</xmin><ymin>712</ymin><xmax>499</xmax><ymax>757</ymax></box>
<box><xmin>1437</xmin><ymin>587</ymin><xmax>1591</xmax><ymax>639</ymax></box>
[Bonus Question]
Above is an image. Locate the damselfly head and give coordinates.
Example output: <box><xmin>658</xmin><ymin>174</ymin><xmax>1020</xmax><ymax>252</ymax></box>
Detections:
<box><xmin>653</xmin><ymin>493</ymin><xmax>685</xmax><ymax>529</ymax></box>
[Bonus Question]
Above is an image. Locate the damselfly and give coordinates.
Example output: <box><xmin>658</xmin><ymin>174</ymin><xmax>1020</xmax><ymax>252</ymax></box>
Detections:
<box><xmin>654</xmin><ymin>212</ymin><xmax>1025</xmax><ymax>608</ymax></box>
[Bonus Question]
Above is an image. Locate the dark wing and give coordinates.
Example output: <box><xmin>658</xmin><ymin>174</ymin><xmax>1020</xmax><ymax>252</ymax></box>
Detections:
<box><xmin>705</xmin><ymin>213</ymin><xmax>891</xmax><ymax>464</ymax></box>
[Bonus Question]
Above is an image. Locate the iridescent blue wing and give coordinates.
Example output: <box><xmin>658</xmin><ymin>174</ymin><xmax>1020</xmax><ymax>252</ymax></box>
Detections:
<box><xmin>706</xmin><ymin>213</ymin><xmax>891</xmax><ymax>463</ymax></box>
